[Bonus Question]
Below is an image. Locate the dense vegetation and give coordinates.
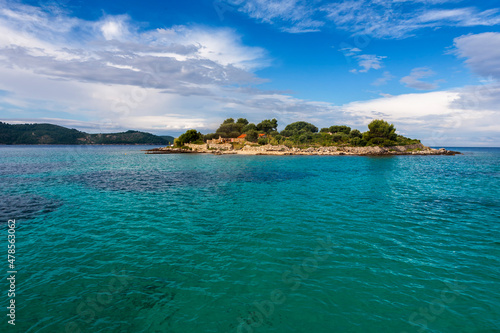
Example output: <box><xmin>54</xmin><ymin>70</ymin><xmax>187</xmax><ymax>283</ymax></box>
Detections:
<box><xmin>0</xmin><ymin>122</ymin><xmax>173</xmax><ymax>145</ymax></box>
<box><xmin>176</xmin><ymin>118</ymin><xmax>420</xmax><ymax>148</ymax></box>
<box><xmin>175</xmin><ymin>129</ymin><xmax>204</xmax><ymax>146</ymax></box>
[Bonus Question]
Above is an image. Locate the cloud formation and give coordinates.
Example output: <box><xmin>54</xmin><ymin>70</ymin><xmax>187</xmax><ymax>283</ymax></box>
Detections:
<box><xmin>372</xmin><ymin>71</ymin><xmax>395</xmax><ymax>86</ymax></box>
<box><xmin>453</xmin><ymin>32</ymin><xmax>500</xmax><ymax>79</ymax></box>
<box><xmin>341</xmin><ymin>85</ymin><xmax>500</xmax><ymax>146</ymax></box>
<box><xmin>341</xmin><ymin>47</ymin><xmax>386</xmax><ymax>73</ymax></box>
<box><xmin>0</xmin><ymin>1</ymin><xmax>344</xmax><ymax>131</ymax></box>
<box><xmin>1</xmin><ymin>0</ymin><xmax>499</xmax><ymax>146</ymax></box>
<box><xmin>227</xmin><ymin>0</ymin><xmax>324</xmax><ymax>33</ymax></box>
<box><xmin>225</xmin><ymin>0</ymin><xmax>500</xmax><ymax>38</ymax></box>
<box><xmin>0</xmin><ymin>3</ymin><xmax>268</xmax><ymax>90</ymax></box>
<box><xmin>400</xmin><ymin>67</ymin><xmax>440</xmax><ymax>90</ymax></box>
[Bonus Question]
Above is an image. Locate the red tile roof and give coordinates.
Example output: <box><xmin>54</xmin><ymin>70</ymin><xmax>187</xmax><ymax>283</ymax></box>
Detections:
<box><xmin>237</xmin><ymin>134</ymin><xmax>247</xmax><ymax>138</ymax></box>
<box><xmin>258</xmin><ymin>133</ymin><xmax>266</xmax><ymax>137</ymax></box>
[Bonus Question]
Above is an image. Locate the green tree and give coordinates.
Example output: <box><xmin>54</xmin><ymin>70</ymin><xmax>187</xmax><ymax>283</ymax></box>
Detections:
<box><xmin>329</xmin><ymin>125</ymin><xmax>351</xmax><ymax>134</ymax></box>
<box><xmin>242</xmin><ymin>123</ymin><xmax>257</xmax><ymax>132</ymax></box>
<box><xmin>216</xmin><ymin>123</ymin><xmax>242</xmax><ymax>137</ymax></box>
<box><xmin>284</xmin><ymin>121</ymin><xmax>318</xmax><ymax>134</ymax></box>
<box><xmin>298</xmin><ymin>133</ymin><xmax>313</xmax><ymax>143</ymax></box>
<box><xmin>331</xmin><ymin>133</ymin><xmax>343</xmax><ymax>142</ymax></box>
<box><xmin>349</xmin><ymin>129</ymin><xmax>362</xmax><ymax>138</ymax></box>
<box><xmin>245</xmin><ymin>130</ymin><xmax>258</xmax><ymax>142</ymax></box>
<box><xmin>204</xmin><ymin>133</ymin><xmax>218</xmax><ymax>141</ymax></box>
<box><xmin>363</xmin><ymin>119</ymin><xmax>397</xmax><ymax>146</ymax></box>
<box><xmin>257</xmin><ymin>118</ymin><xmax>278</xmax><ymax>133</ymax></box>
<box><xmin>215</xmin><ymin>118</ymin><xmax>249</xmax><ymax>137</ymax></box>
<box><xmin>176</xmin><ymin>129</ymin><xmax>203</xmax><ymax>146</ymax></box>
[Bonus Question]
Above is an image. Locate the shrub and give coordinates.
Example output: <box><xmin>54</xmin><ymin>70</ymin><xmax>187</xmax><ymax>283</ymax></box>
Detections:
<box><xmin>332</xmin><ymin>133</ymin><xmax>343</xmax><ymax>142</ymax></box>
<box><xmin>176</xmin><ymin>129</ymin><xmax>203</xmax><ymax>146</ymax></box>
<box><xmin>364</xmin><ymin>119</ymin><xmax>397</xmax><ymax>144</ymax></box>
<box><xmin>350</xmin><ymin>137</ymin><xmax>367</xmax><ymax>146</ymax></box>
<box><xmin>204</xmin><ymin>133</ymin><xmax>218</xmax><ymax>141</ymax></box>
<box><xmin>242</xmin><ymin>123</ymin><xmax>257</xmax><ymax>132</ymax></box>
<box><xmin>349</xmin><ymin>129</ymin><xmax>362</xmax><ymax>138</ymax></box>
<box><xmin>258</xmin><ymin>137</ymin><xmax>269</xmax><ymax>145</ymax></box>
<box><xmin>245</xmin><ymin>130</ymin><xmax>258</xmax><ymax>142</ymax></box>
<box><xmin>232</xmin><ymin>142</ymin><xmax>244</xmax><ymax>150</ymax></box>
<box><xmin>257</xmin><ymin>119</ymin><xmax>278</xmax><ymax>133</ymax></box>
<box><xmin>284</xmin><ymin>121</ymin><xmax>318</xmax><ymax>134</ymax></box>
<box><xmin>329</xmin><ymin>125</ymin><xmax>351</xmax><ymax>135</ymax></box>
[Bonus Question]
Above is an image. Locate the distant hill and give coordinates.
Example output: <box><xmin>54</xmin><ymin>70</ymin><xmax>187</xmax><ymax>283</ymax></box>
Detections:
<box><xmin>159</xmin><ymin>135</ymin><xmax>175</xmax><ymax>144</ymax></box>
<box><xmin>0</xmin><ymin>122</ymin><xmax>174</xmax><ymax>145</ymax></box>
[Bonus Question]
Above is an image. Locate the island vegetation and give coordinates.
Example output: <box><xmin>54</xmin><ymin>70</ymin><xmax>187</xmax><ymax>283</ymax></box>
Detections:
<box><xmin>174</xmin><ymin>118</ymin><xmax>420</xmax><ymax>148</ymax></box>
<box><xmin>147</xmin><ymin>117</ymin><xmax>459</xmax><ymax>155</ymax></box>
<box><xmin>0</xmin><ymin>122</ymin><xmax>174</xmax><ymax>145</ymax></box>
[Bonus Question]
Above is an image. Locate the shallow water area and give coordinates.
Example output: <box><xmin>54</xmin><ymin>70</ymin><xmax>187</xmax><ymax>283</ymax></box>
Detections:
<box><xmin>1</xmin><ymin>145</ymin><xmax>499</xmax><ymax>333</ymax></box>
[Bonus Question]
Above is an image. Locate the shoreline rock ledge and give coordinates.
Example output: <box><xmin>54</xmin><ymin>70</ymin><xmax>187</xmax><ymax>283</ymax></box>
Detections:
<box><xmin>145</xmin><ymin>143</ymin><xmax>461</xmax><ymax>156</ymax></box>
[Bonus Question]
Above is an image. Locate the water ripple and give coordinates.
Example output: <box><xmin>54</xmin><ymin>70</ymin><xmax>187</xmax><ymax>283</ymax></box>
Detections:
<box><xmin>0</xmin><ymin>194</ymin><xmax>62</xmax><ymax>223</ymax></box>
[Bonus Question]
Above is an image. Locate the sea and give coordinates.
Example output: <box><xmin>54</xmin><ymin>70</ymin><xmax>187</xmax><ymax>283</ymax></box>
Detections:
<box><xmin>0</xmin><ymin>145</ymin><xmax>499</xmax><ymax>333</ymax></box>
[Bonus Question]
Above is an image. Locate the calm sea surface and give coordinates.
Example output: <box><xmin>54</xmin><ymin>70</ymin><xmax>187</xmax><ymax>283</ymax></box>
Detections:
<box><xmin>0</xmin><ymin>146</ymin><xmax>499</xmax><ymax>333</ymax></box>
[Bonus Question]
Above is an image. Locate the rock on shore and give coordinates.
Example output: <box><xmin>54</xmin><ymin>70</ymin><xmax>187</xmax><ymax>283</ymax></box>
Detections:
<box><xmin>145</xmin><ymin>143</ymin><xmax>460</xmax><ymax>156</ymax></box>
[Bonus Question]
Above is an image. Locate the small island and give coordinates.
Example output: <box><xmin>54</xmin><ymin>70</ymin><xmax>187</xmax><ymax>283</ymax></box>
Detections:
<box><xmin>146</xmin><ymin>118</ymin><xmax>460</xmax><ymax>156</ymax></box>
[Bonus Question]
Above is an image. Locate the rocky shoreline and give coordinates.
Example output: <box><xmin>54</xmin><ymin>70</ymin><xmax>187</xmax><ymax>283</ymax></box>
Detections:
<box><xmin>145</xmin><ymin>143</ymin><xmax>460</xmax><ymax>156</ymax></box>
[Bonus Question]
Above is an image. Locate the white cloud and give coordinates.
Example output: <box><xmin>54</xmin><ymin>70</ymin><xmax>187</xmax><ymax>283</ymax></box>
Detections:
<box><xmin>341</xmin><ymin>47</ymin><xmax>386</xmax><ymax>73</ymax></box>
<box><xmin>343</xmin><ymin>90</ymin><xmax>457</xmax><ymax>119</ymax></box>
<box><xmin>400</xmin><ymin>67</ymin><xmax>439</xmax><ymax>90</ymax></box>
<box><xmin>0</xmin><ymin>1</ymin><xmax>293</xmax><ymax>132</ymax></box>
<box><xmin>0</xmin><ymin>2</ymin><xmax>269</xmax><ymax>89</ymax></box>
<box><xmin>417</xmin><ymin>8</ymin><xmax>500</xmax><ymax>26</ymax></box>
<box><xmin>0</xmin><ymin>1</ymin><xmax>348</xmax><ymax>134</ymax></box>
<box><xmin>225</xmin><ymin>0</ymin><xmax>500</xmax><ymax>39</ymax></box>
<box><xmin>1</xmin><ymin>0</ymin><xmax>499</xmax><ymax>147</ymax></box>
<box><xmin>453</xmin><ymin>32</ymin><xmax>500</xmax><ymax>80</ymax></box>
<box><xmin>227</xmin><ymin>0</ymin><xmax>324</xmax><ymax>33</ymax></box>
<box><xmin>325</xmin><ymin>2</ymin><xmax>500</xmax><ymax>38</ymax></box>
<box><xmin>341</xmin><ymin>86</ymin><xmax>500</xmax><ymax>146</ymax></box>
<box><xmin>100</xmin><ymin>16</ymin><xmax>130</xmax><ymax>41</ymax></box>
<box><xmin>372</xmin><ymin>71</ymin><xmax>395</xmax><ymax>86</ymax></box>
<box><xmin>356</xmin><ymin>54</ymin><xmax>386</xmax><ymax>72</ymax></box>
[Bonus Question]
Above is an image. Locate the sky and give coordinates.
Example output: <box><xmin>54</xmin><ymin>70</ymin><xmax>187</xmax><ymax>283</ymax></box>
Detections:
<box><xmin>0</xmin><ymin>0</ymin><xmax>499</xmax><ymax>146</ymax></box>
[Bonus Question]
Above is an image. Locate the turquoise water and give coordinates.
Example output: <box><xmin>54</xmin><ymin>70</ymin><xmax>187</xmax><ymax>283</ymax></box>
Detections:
<box><xmin>1</xmin><ymin>146</ymin><xmax>499</xmax><ymax>333</ymax></box>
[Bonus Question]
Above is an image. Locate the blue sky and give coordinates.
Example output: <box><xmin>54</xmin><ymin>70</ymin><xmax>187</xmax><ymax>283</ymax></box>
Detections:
<box><xmin>1</xmin><ymin>0</ymin><xmax>500</xmax><ymax>146</ymax></box>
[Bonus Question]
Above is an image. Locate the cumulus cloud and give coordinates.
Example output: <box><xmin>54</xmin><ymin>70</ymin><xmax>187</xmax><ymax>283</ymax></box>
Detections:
<box><xmin>0</xmin><ymin>4</ymin><xmax>268</xmax><ymax>90</ymax></box>
<box><xmin>400</xmin><ymin>67</ymin><xmax>440</xmax><ymax>90</ymax></box>
<box><xmin>453</xmin><ymin>32</ymin><xmax>500</xmax><ymax>80</ymax></box>
<box><xmin>341</xmin><ymin>86</ymin><xmax>500</xmax><ymax>146</ymax></box>
<box><xmin>2</xmin><ymin>1</ymin><xmax>327</xmax><ymax>132</ymax></box>
<box><xmin>100</xmin><ymin>16</ymin><xmax>131</xmax><ymax>41</ymax></box>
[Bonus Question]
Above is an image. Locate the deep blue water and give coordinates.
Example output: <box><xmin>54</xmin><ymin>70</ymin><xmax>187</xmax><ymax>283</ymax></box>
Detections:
<box><xmin>0</xmin><ymin>146</ymin><xmax>499</xmax><ymax>333</ymax></box>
